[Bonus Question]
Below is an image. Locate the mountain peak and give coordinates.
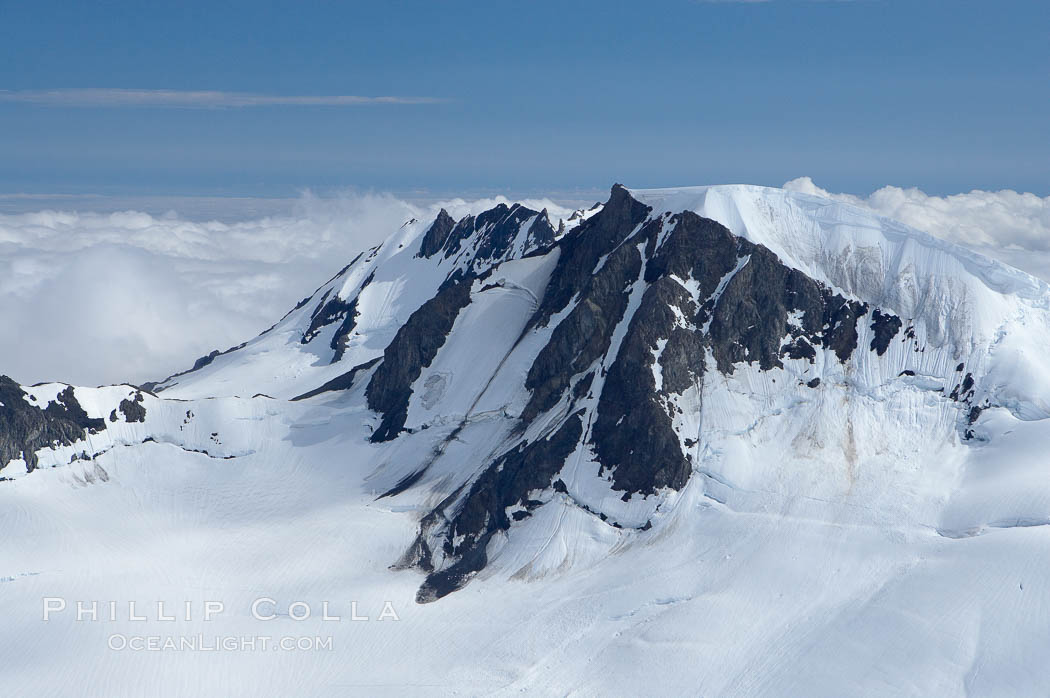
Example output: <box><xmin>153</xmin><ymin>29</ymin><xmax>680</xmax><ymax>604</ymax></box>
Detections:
<box><xmin>16</xmin><ymin>183</ymin><xmax>1045</xmax><ymax>604</ymax></box>
<box><xmin>6</xmin><ymin>183</ymin><xmax>1050</xmax><ymax>693</ymax></box>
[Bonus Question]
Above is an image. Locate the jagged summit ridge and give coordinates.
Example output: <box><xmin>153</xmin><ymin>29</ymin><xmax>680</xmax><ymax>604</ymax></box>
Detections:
<box><xmin>418</xmin><ymin>202</ymin><xmax>557</xmax><ymax>267</ymax></box>
<box><xmin>6</xmin><ymin>183</ymin><xmax>1050</xmax><ymax>612</ymax></box>
<box><xmin>394</xmin><ymin>185</ymin><xmax>919</xmax><ymax>600</ymax></box>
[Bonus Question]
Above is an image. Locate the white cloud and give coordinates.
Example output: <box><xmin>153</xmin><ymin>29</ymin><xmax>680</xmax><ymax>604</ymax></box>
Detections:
<box><xmin>7</xmin><ymin>177</ymin><xmax>1044</xmax><ymax>389</ymax></box>
<box><xmin>784</xmin><ymin>177</ymin><xmax>1050</xmax><ymax>281</ymax></box>
<box><xmin>0</xmin><ymin>192</ymin><xmax>572</xmax><ymax>387</ymax></box>
<box><xmin>0</xmin><ymin>88</ymin><xmax>444</xmax><ymax>108</ymax></box>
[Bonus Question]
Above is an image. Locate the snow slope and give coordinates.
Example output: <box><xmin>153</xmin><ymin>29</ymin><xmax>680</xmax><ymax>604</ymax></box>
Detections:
<box><xmin>2</xmin><ymin>184</ymin><xmax>1050</xmax><ymax>696</ymax></box>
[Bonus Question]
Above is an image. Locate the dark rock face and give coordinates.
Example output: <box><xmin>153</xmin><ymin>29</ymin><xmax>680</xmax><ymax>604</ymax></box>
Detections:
<box><xmin>530</xmin><ymin>184</ymin><xmax>652</xmax><ymax>330</ymax></box>
<box><xmin>301</xmin><ymin>270</ymin><xmax>376</xmax><ymax>364</ymax></box>
<box><xmin>950</xmin><ymin>372</ymin><xmax>976</xmax><ymax>402</ymax></box>
<box><xmin>417</xmin><ymin>208</ymin><xmax>457</xmax><ymax>258</ymax></box>
<box><xmin>820</xmin><ymin>294</ymin><xmax>869</xmax><ymax>363</ymax></box>
<box><xmin>301</xmin><ymin>289</ymin><xmax>337</xmax><ymax>343</ymax></box>
<box><xmin>302</xmin><ymin>293</ymin><xmax>357</xmax><ymax>349</ymax></box>
<box><xmin>947</xmin><ymin>372</ymin><xmax>985</xmax><ymax>440</ymax></box>
<box><xmin>521</xmin><ymin>185</ymin><xmax>653</xmax><ymax>423</ymax></box>
<box><xmin>520</xmin><ymin>206</ymin><xmax>884</xmax><ymax>495</ymax></box>
<box><xmin>659</xmin><ymin>327</ymin><xmax>707</xmax><ymax>395</ymax></box>
<box><xmin>328</xmin><ymin>302</ymin><xmax>361</xmax><ymax>364</ymax></box>
<box><xmin>714</xmin><ymin>257</ymin><xmax>821</xmax><ymax>371</ymax></box>
<box><xmin>782</xmin><ymin>337</ymin><xmax>817</xmax><ymax>361</ymax></box>
<box><xmin>118</xmin><ymin>392</ymin><xmax>147</xmax><ymax>422</ymax></box>
<box><xmin>366</xmin><ymin>278</ymin><xmax>474</xmax><ymax>442</ymax></box>
<box><xmin>870</xmin><ymin>310</ymin><xmax>903</xmax><ymax>356</ymax></box>
<box><xmin>291</xmin><ymin>357</ymin><xmax>382</xmax><ymax>401</ymax></box>
<box><xmin>411</xmin><ymin>410</ymin><xmax>585</xmax><ymax>603</ymax></box>
<box><xmin>0</xmin><ymin>377</ymin><xmax>106</xmax><ymax>473</ymax></box>
<box><xmin>434</xmin><ymin>204</ymin><xmax>556</xmax><ymax>272</ymax></box>
<box><xmin>139</xmin><ymin>341</ymin><xmax>246</xmax><ymax>393</ymax></box>
<box><xmin>522</xmin><ymin>233</ymin><xmax>644</xmax><ymax>424</ymax></box>
<box><xmin>191</xmin><ymin>350</ymin><xmax>221</xmax><ymax>372</ymax></box>
<box><xmin>592</xmin><ymin>275</ymin><xmax>700</xmax><ymax>494</ymax></box>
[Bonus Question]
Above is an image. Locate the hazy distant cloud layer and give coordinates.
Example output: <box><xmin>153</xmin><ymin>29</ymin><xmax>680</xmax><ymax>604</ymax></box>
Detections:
<box><xmin>2</xmin><ymin>180</ymin><xmax>1047</xmax><ymax>387</ymax></box>
<box><xmin>0</xmin><ymin>193</ymin><xmax>570</xmax><ymax>386</ymax></box>
<box><xmin>0</xmin><ymin>88</ymin><xmax>444</xmax><ymax>108</ymax></box>
<box><xmin>784</xmin><ymin>177</ymin><xmax>1050</xmax><ymax>281</ymax></box>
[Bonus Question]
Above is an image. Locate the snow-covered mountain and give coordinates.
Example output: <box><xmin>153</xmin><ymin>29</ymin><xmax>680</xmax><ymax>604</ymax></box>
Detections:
<box><xmin>3</xmin><ymin>184</ymin><xmax>1050</xmax><ymax>696</ymax></box>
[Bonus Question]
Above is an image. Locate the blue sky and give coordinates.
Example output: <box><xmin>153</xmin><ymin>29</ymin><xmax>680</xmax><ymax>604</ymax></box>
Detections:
<box><xmin>1</xmin><ymin>0</ymin><xmax>1046</xmax><ymax>198</ymax></box>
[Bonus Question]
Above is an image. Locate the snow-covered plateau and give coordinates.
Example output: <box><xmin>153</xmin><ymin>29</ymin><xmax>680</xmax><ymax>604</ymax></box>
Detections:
<box><xmin>3</xmin><ymin>184</ymin><xmax>1049</xmax><ymax>696</ymax></box>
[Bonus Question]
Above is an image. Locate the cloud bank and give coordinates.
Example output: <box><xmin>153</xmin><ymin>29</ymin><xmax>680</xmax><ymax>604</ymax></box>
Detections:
<box><xmin>784</xmin><ymin>177</ymin><xmax>1050</xmax><ymax>281</ymax></box>
<box><xmin>2</xmin><ymin>180</ymin><xmax>1046</xmax><ymax>388</ymax></box>
<box><xmin>0</xmin><ymin>89</ymin><xmax>444</xmax><ymax>108</ymax></box>
<box><xmin>0</xmin><ymin>193</ymin><xmax>571</xmax><ymax>386</ymax></box>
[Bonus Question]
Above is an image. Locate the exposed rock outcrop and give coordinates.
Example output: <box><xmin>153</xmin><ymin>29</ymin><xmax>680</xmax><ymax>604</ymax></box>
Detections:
<box><xmin>0</xmin><ymin>377</ymin><xmax>106</xmax><ymax>473</ymax></box>
<box><xmin>366</xmin><ymin>277</ymin><xmax>474</xmax><ymax>442</ymax></box>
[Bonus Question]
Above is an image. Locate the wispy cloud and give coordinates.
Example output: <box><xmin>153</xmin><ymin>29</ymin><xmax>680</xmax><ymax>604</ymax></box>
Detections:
<box><xmin>0</xmin><ymin>88</ymin><xmax>445</xmax><ymax>108</ymax></box>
